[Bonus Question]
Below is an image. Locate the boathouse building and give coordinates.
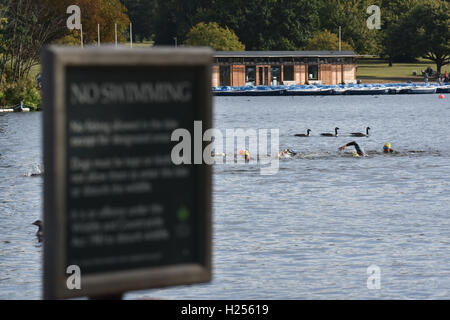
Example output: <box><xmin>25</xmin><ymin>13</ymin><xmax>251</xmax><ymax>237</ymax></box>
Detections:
<box><xmin>212</xmin><ymin>51</ymin><xmax>358</xmax><ymax>87</ymax></box>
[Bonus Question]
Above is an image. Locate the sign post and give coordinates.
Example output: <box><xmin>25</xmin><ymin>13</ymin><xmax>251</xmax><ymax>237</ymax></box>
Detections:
<box><xmin>41</xmin><ymin>46</ymin><xmax>212</xmax><ymax>299</ymax></box>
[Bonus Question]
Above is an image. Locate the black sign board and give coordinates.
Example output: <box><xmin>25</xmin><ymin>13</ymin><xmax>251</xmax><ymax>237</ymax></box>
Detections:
<box><xmin>42</xmin><ymin>46</ymin><xmax>212</xmax><ymax>299</ymax></box>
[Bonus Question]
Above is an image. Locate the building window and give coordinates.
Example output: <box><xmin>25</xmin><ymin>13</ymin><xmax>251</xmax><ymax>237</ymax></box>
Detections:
<box><xmin>308</xmin><ymin>65</ymin><xmax>318</xmax><ymax>80</ymax></box>
<box><xmin>271</xmin><ymin>65</ymin><xmax>281</xmax><ymax>86</ymax></box>
<box><xmin>246</xmin><ymin>66</ymin><xmax>256</xmax><ymax>85</ymax></box>
<box><xmin>283</xmin><ymin>65</ymin><xmax>294</xmax><ymax>81</ymax></box>
<box><xmin>264</xmin><ymin>67</ymin><xmax>269</xmax><ymax>85</ymax></box>
<box><xmin>220</xmin><ymin>66</ymin><xmax>230</xmax><ymax>86</ymax></box>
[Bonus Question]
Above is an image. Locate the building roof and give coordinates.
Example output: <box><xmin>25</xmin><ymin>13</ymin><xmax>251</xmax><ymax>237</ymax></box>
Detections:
<box><xmin>214</xmin><ymin>51</ymin><xmax>357</xmax><ymax>58</ymax></box>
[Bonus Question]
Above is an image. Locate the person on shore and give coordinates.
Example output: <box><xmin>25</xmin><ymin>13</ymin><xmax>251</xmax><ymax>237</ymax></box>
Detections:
<box><xmin>444</xmin><ymin>71</ymin><xmax>449</xmax><ymax>83</ymax></box>
<box><xmin>422</xmin><ymin>71</ymin><xmax>429</xmax><ymax>84</ymax></box>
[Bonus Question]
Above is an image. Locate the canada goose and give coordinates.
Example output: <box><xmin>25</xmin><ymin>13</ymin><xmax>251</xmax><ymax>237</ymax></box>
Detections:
<box><xmin>321</xmin><ymin>127</ymin><xmax>339</xmax><ymax>137</ymax></box>
<box><xmin>32</xmin><ymin>220</ymin><xmax>43</xmax><ymax>242</ymax></box>
<box><xmin>295</xmin><ymin>129</ymin><xmax>311</xmax><ymax>137</ymax></box>
<box><xmin>351</xmin><ymin>127</ymin><xmax>370</xmax><ymax>137</ymax></box>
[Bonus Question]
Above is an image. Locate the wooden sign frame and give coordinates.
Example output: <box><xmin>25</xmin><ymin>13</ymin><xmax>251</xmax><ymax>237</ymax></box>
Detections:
<box><xmin>42</xmin><ymin>46</ymin><xmax>212</xmax><ymax>299</ymax></box>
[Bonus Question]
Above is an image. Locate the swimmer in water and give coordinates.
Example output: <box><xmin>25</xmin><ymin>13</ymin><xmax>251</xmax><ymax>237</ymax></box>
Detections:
<box><xmin>244</xmin><ymin>150</ymin><xmax>250</xmax><ymax>162</ymax></box>
<box><xmin>383</xmin><ymin>142</ymin><xmax>394</xmax><ymax>153</ymax></box>
<box><xmin>240</xmin><ymin>149</ymin><xmax>250</xmax><ymax>162</ymax></box>
<box><xmin>339</xmin><ymin>141</ymin><xmax>395</xmax><ymax>156</ymax></box>
<box><xmin>278</xmin><ymin>148</ymin><xmax>297</xmax><ymax>158</ymax></box>
<box><xmin>338</xmin><ymin>141</ymin><xmax>366</xmax><ymax>157</ymax></box>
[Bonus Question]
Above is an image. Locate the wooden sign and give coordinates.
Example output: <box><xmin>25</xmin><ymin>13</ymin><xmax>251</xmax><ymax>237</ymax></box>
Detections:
<box><xmin>42</xmin><ymin>46</ymin><xmax>212</xmax><ymax>299</ymax></box>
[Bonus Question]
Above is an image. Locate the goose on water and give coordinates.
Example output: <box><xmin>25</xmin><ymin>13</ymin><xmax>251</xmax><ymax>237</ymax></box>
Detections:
<box><xmin>32</xmin><ymin>220</ymin><xmax>43</xmax><ymax>242</ymax></box>
<box><xmin>351</xmin><ymin>127</ymin><xmax>370</xmax><ymax>137</ymax></box>
<box><xmin>320</xmin><ymin>127</ymin><xmax>339</xmax><ymax>137</ymax></box>
<box><xmin>295</xmin><ymin>129</ymin><xmax>311</xmax><ymax>137</ymax></box>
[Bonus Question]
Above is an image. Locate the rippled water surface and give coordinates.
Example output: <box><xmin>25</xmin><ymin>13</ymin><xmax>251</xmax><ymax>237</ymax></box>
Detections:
<box><xmin>1</xmin><ymin>95</ymin><xmax>449</xmax><ymax>299</ymax></box>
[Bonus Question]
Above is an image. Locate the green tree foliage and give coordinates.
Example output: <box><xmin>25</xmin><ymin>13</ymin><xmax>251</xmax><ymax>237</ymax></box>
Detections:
<box><xmin>305</xmin><ymin>30</ymin><xmax>354</xmax><ymax>51</ymax></box>
<box><xmin>119</xmin><ymin>0</ymin><xmax>157</xmax><ymax>42</ymax></box>
<box><xmin>243</xmin><ymin>0</ymin><xmax>320</xmax><ymax>50</ymax></box>
<box><xmin>151</xmin><ymin>0</ymin><xmax>209</xmax><ymax>45</ymax></box>
<box><xmin>0</xmin><ymin>78</ymin><xmax>41</xmax><ymax>108</ymax></box>
<box><xmin>318</xmin><ymin>0</ymin><xmax>382</xmax><ymax>54</ymax></box>
<box><xmin>147</xmin><ymin>0</ymin><xmax>319</xmax><ymax>50</ymax></box>
<box><xmin>392</xmin><ymin>0</ymin><xmax>449</xmax><ymax>74</ymax></box>
<box><xmin>380</xmin><ymin>0</ymin><xmax>420</xmax><ymax>64</ymax></box>
<box><xmin>184</xmin><ymin>22</ymin><xmax>245</xmax><ymax>51</ymax></box>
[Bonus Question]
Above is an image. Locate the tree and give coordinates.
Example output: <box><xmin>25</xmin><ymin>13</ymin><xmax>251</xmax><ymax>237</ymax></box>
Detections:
<box><xmin>0</xmin><ymin>0</ymin><xmax>69</xmax><ymax>83</ymax></box>
<box><xmin>119</xmin><ymin>0</ymin><xmax>157</xmax><ymax>42</ymax></box>
<box><xmin>149</xmin><ymin>0</ymin><xmax>320</xmax><ymax>50</ymax></box>
<box><xmin>305</xmin><ymin>30</ymin><xmax>354</xmax><ymax>51</ymax></box>
<box><xmin>60</xmin><ymin>0</ymin><xmax>131</xmax><ymax>44</ymax></box>
<box><xmin>98</xmin><ymin>0</ymin><xmax>131</xmax><ymax>43</ymax></box>
<box><xmin>184</xmin><ymin>22</ymin><xmax>245</xmax><ymax>51</ymax></box>
<box><xmin>152</xmin><ymin>0</ymin><xmax>209</xmax><ymax>45</ymax></box>
<box><xmin>318</xmin><ymin>0</ymin><xmax>382</xmax><ymax>54</ymax></box>
<box><xmin>395</xmin><ymin>0</ymin><xmax>449</xmax><ymax>74</ymax></box>
<box><xmin>211</xmin><ymin>0</ymin><xmax>320</xmax><ymax>50</ymax></box>
<box><xmin>380</xmin><ymin>0</ymin><xmax>420</xmax><ymax>65</ymax></box>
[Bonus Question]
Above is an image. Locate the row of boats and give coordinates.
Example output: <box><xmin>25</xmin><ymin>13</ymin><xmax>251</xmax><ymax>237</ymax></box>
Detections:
<box><xmin>213</xmin><ymin>83</ymin><xmax>450</xmax><ymax>96</ymax></box>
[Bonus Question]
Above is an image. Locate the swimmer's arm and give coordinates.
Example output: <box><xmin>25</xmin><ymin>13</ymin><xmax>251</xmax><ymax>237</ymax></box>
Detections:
<box><xmin>339</xmin><ymin>141</ymin><xmax>358</xmax><ymax>150</ymax></box>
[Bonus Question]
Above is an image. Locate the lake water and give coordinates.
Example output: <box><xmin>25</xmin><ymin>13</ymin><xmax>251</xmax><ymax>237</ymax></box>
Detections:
<box><xmin>1</xmin><ymin>94</ymin><xmax>449</xmax><ymax>299</ymax></box>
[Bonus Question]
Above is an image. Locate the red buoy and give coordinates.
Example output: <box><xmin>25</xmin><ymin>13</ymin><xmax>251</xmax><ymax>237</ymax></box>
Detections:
<box><xmin>439</xmin><ymin>94</ymin><xmax>445</xmax><ymax>99</ymax></box>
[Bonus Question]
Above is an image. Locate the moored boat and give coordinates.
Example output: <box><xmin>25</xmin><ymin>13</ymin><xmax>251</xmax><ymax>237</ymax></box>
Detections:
<box><xmin>345</xmin><ymin>87</ymin><xmax>388</xmax><ymax>95</ymax></box>
<box><xmin>436</xmin><ymin>84</ymin><xmax>450</xmax><ymax>93</ymax></box>
<box><xmin>408</xmin><ymin>86</ymin><xmax>437</xmax><ymax>94</ymax></box>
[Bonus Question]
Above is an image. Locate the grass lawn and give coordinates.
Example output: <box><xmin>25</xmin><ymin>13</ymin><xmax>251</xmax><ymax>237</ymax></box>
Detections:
<box><xmin>357</xmin><ymin>58</ymin><xmax>450</xmax><ymax>83</ymax></box>
<box><xmin>132</xmin><ymin>41</ymin><xmax>154</xmax><ymax>48</ymax></box>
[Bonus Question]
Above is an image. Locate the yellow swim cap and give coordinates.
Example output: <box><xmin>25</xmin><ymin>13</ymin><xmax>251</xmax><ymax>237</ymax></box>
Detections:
<box><xmin>353</xmin><ymin>152</ymin><xmax>360</xmax><ymax>157</ymax></box>
<box><xmin>384</xmin><ymin>142</ymin><xmax>391</xmax><ymax>149</ymax></box>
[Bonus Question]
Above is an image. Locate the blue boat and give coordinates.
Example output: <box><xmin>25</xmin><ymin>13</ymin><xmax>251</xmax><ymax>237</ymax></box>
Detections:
<box><xmin>407</xmin><ymin>84</ymin><xmax>437</xmax><ymax>94</ymax></box>
<box><xmin>345</xmin><ymin>85</ymin><xmax>388</xmax><ymax>95</ymax></box>
<box><xmin>285</xmin><ymin>85</ymin><xmax>330</xmax><ymax>96</ymax></box>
